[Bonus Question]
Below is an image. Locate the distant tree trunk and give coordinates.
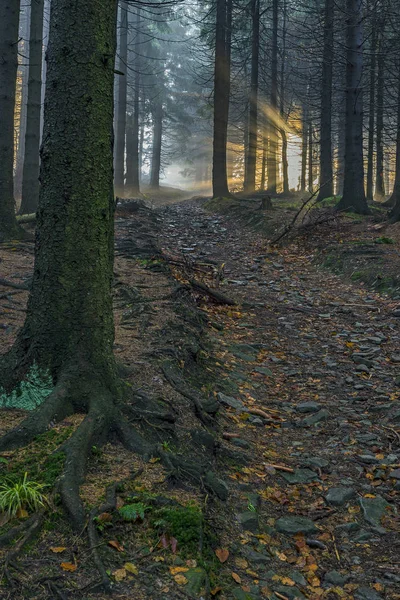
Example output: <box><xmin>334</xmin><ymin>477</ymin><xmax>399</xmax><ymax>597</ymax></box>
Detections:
<box><xmin>308</xmin><ymin>120</ymin><xmax>313</xmax><ymax>192</ymax></box>
<box><xmin>336</xmin><ymin>94</ymin><xmax>346</xmax><ymax>195</ymax></box>
<box><xmin>388</xmin><ymin>72</ymin><xmax>400</xmax><ymax>220</ymax></box>
<box><xmin>212</xmin><ymin>0</ymin><xmax>231</xmax><ymax>198</ymax></box>
<box><xmin>0</xmin><ymin>0</ymin><xmax>25</xmax><ymax>241</ymax></box>
<box><xmin>260</xmin><ymin>124</ymin><xmax>267</xmax><ymax>191</ymax></box>
<box><xmin>150</xmin><ymin>98</ymin><xmax>163</xmax><ymax>190</ymax></box>
<box><xmin>280</xmin><ymin>0</ymin><xmax>289</xmax><ymax>195</ymax></box>
<box><xmin>317</xmin><ymin>0</ymin><xmax>334</xmax><ymax>201</ymax></box>
<box><xmin>114</xmin><ymin>1</ymin><xmax>128</xmax><ymax>197</ymax></box>
<box><xmin>374</xmin><ymin>32</ymin><xmax>385</xmax><ymax>201</ymax></box>
<box><xmin>300</xmin><ymin>103</ymin><xmax>308</xmax><ymax>192</ymax></box>
<box><xmin>125</xmin><ymin>7</ymin><xmax>140</xmax><ymax>195</ymax></box>
<box><xmin>244</xmin><ymin>0</ymin><xmax>260</xmax><ymax>193</ymax></box>
<box><xmin>267</xmin><ymin>0</ymin><xmax>278</xmax><ymax>195</ymax></box>
<box><xmin>336</xmin><ymin>0</ymin><xmax>369</xmax><ymax>214</ymax></box>
<box><xmin>14</xmin><ymin>5</ymin><xmax>31</xmax><ymax>203</ymax></box>
<box><xmin>366</xmin><ymin>14</ymin><xmax>377</xmax><ymax>202</ymax></box>
<box><xmin>20</xmin><ymin>0</ymin><xmax>45</xmax><ymax>215</ymax></box>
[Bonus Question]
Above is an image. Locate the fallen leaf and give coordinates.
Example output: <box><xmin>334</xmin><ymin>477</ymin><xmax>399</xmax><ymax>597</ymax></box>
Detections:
<box><xmin>174</xmin><ymin>574</ymin><xmax>188</xmax><ymax>585</ymax></box>
<box><xmin>281</xmin><ymin>577</ymin><xmax>295</xmax><ymax>586</ymax></box>
<box><xmin>113</xmin><ymin>568</ymin><xmax>127</xmax><ymax>582</ymax></box>
<box><xmin>50</xmin><ymin>547</ymin><xmax>66</xmax><ymax>554</ymax></box>
<box><xmin>373</xmin><ymin>583</ymin><xmax>384</xmax><ymax>592</ymax></box>
<box><xmin>171</xmin><ymin>536</ymin><xmax>178</xmax><ymax>554</ymax></box>
<box><xmin>97</xmin><ymin>512</ymin><xmax>112</xmax><ymax>522</ymax></box>
<box><xmin>235</xmin><ymin>557</ymin><xmax>248</xmax><ymax>569</ymax></box>
<box><xmin>16</xmin><ymin>508</ymin><xmax>29</xmax><ymax>519</ymax></box>
<box><xmin>231</xmin><ymin>572</ymin><xmax>242</xmax><ymax>584</ymax></box>
<box><xmin>108</xmin><ymin>540</ymin><xmax>124</xmax><ymax>552</ymax></box>
<box><xmin>186</xmin><ymin>559</ymin><xmax>197</xmax><ymax>568</ymax></box>
<box><xmin>170</xmin><ymin>566</ymin><xmax>189</xmax><ymax>575</ymax></box>
<box><xmin>60</xmin><ymin>562</ymin><xmax>77</xmax><ymax>572</ymax></box>
<box><xmin>211</xmin><ymin>586</ymin><xmax>222</xmax><ymax>596</ymax></box>
<box><xmin>124</xmin><ymin>562</ymin><xmax>138</xmax><ymax>575</ymax></box>
<box><xmin>215</xmin><ymin>548</ymin><xmax>229</xmax><ymax>563</ymax></box>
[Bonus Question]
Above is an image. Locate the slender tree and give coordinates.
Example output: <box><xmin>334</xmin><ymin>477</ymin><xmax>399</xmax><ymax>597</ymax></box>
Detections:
<box><xmin>366</xmin><ymin>11</ymin><xmax>377</xmax><ymax>202</ymax></box>
<box><xmin>0</xmin><ymin>0</ymin><xmax>24</xmax><ymax>240</ymax></box>
<box><xmin>317</xmin><ymin>0</ymin><xmax>334</xmax><ymax>201</ymax></box>
<box><xmin>150</xmin><ymin>96</ymin><xmax>163</xmax><ymax>190</ymax></box>
<box><xmin>115</xmin><ymin>1</ymin><xmax>128</xmax><ymax>196</ymax></box>
<box><xmin>336</xmin><ymin>0</ymin><xmax>370</xmax><ymax>214</ymax></box>
<box><xmin>20</xmin><ymin>0</ymin><xmax>45</xmax><ymax>215</ymax></box>
<box><xmin>374</xmin><ymin>29</ymin><xmax>385</xmax><ymax>201</ymax></box>
<box><xmin>267</xmin><ymin>0</ymin><xmax>279</xmax><ymax>194</ymax></box>
<box><xmin>212</xmin><ymin>0</ymin><xmax>231</xmax><ymax>198</ymax></box>
<box><xmin>125</xmin><ymin>7</ymin><xmax>141</xmax><ymax>195</ymax></box>
<box><xmin>244</xmin><ymin>0</ymin><xmax>260</xmax><ymax>192</ymax></box>
<box><xmin>279</xmin><ymin>0</ymin><xmax>289</xmax><ymax>195</ymax></box>
<box><xmin>388</xmin><ymin>70</ymin><xmax>400</xmax><ymax>220</ymax></box>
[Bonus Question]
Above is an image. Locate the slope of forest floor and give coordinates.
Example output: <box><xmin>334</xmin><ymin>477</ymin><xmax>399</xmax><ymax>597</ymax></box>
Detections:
<box><xmin>0</xmin><ymin>195</ymin><xmax>399</xmax><ymax>600</ymax></box>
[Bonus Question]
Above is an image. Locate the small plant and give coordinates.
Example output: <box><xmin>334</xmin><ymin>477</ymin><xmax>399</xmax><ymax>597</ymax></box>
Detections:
<box><xmin>0</xmin><ymin>473</ymin><xmax>47</xmax><ymax>516</ymax></box>
<box><xmin>118</xmin><ymin>502</ymin><xmax>149</xmax><ymax>522</ymax></box>
<box><xmin>161</xmin><ymin>441</ymin><xmax>172</xmax><ymax>452</ymax></box>
<box><xmin>247</xmin><ymin>502</ymin><xmax>256</xmax><ymax>513</ymax></box>
<box><xmin>374</xmin><ymin>236</ymin><xmax>395</xmax><ymax>245</ymax></box>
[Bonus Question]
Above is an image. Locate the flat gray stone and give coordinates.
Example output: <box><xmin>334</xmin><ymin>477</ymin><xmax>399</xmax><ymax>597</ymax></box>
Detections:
<box><xmin>275</xmin><ymin>516</ymin><xmax>318</xmax><ymax>535</ymax></box>
<box><xmin>184</xmin><ymin>567</ymin><xmax>208</xmax><ymax>598</ymax></box>
<box><xmin>282</xmin><ymin>468</ymin><xmax>319</xmax><ymax>484</ymax></box>
<box><xmin>359</xmin><ymin>495</ymin><xmax>389</xmax><ymax>526</ymax></box>
<box><xmin>238</xmin><ymin>511</ymin><xmax>259</xmax><ymax>533</ymax></box>
<box><xmin>355</xmin><ymin>586</ymin><xmax>383</xmax><ymax>600</ymax></box>
<box><xmin>325</xmin><ymin>487</ymin><xmax>355</xmax><ymax>507</ymax></box>
<box><xmin>389</xmin><ymin>468</ymin><xmax>400</xmax><ymax>479</ymax></box>
<box><xmin>296</xmin><ymin>401</ymin><xmax>321</xmax><ymax>414</ymax></box>
<box><xmin>254</xmin><ymin>366</ymin><xmax>273</xmax><ymax>376</ymax></box>
<box><xmin>301</xmin><ymin>409</ymin><xmax>330</xmax><ymax>426</ymax></box>
<box><xmin>323</xmin><ymin>571</ymin><xmax>350</xmax><ymax>586</ymax></box>
<box><xmin>217</xmin><ymin>392</ymin><xmax>244</xmax><ymax>411</ymax></box>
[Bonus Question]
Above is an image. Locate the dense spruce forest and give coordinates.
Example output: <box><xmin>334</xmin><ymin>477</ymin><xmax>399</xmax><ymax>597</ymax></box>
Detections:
<box><xmin>0</xmin><ymin>0</ymin><xmax>399</xmax><ymax>599</ymax></box>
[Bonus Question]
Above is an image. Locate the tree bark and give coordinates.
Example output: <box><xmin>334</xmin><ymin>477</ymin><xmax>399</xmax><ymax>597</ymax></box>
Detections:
<box><xmin>125</xmin><ymin>7</ymin><xmax>140</xmax><ymax>195</ymax></box>
<box><xmin>388</xmin><ymin>72</ymin><xmax>400</xmax><ymax>221</ymax></box>
<box><xmin>366</xmin><ymin>12</ymin><xmax>377</xmax><ymax>202</ymax></box>
<box><xmin>374</xmin><ymin>31</ymin><xmax>385</xmax><ymax>201</ymax></box>
<box><xmin>280</xmin><ymin>0</ymin><xmax>289</xmax><ymax>195</ymax></box>
<box><xmin>317</xmin><ymin>0</ymin><xmax>334</xmax><ymax>201</ymax></box>
<box><xmin>212</xmin><ymin>0</ymin><xmax>231</xmax><ymax>198</ymax></box>
<box><xmin>300</xmin><ymin>103</ymin><xmax>308</xmax><ymax>192</ymax></box>
<box><xmin>308</xmin><ymin>119</ymin><xmax>313</xmax><ymax>192</ymax></box>
<box><xmin>244</xmin><ymin>0</ymin><xmax>260</xmax><ymax>193</ymax></box>
<box><xmin>150</xmin><ymin>97</ymin><xmax>163</xmax><ymax>190</ymax></box>
<box><xmin>0</xmin><ymin>0</ymin><xmax>25</xmax><ymax>241</ymax></box>
<box><xmin>20</xmin><ymin>0</ymin><xmax>45</xmax><ymax>215</ymax></box>
<box><xmin>267</xmin><ymin>0</ymin><xmax>278</xmax><ymax>195</ymax></box>
<box><xmin>336</xmin><ymin>0</ymin><xmax>369</xmax><ymax>214</ymax></box>
<box><xmin>114</xmin><ymin>1</ymin><xmax>128</xmax><ymax>197</ymax></box>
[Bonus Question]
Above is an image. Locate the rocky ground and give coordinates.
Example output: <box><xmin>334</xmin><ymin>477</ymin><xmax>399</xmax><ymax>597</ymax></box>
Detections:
<box><xmin>0</xmin><ymin>196</ymin><xmax>399</xmax><ymax>600</ymax></box>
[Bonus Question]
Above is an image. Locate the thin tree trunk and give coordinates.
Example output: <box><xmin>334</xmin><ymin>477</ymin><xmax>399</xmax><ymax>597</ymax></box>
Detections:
<box><xmin>244</xmin><ymin>0</ymin><xmax>259</xmax><ymax>192</ymax></box>
<box><xmin>388</xmin><ymin>72</ymin><xmax>400</xmax><ymax>220</ymax></box>
<box><xmin>0</xmin><ymin>0</ymin><xmax>25</xmax><ymax>241</ymax></box>
<box><xmin>300</xmin><ymin>103</ymin><xmax>308</xmax><ymax>192</ymax></box>
<box><xmin>279</xmin><ymin>0</ymin><xmax>289</xmax><ymax>195</ymax></box>
<box><xmin>212</xmin><ymin>0</ymin><xmax>231</xmax><ymax>198</ymax></box>
<box><xmin>336</xmin><ymin>93</ymin><xmax>346</xmax><ymax>195</ymax></box>
<box><xmin>366</xmin><ymin>13</ymin><xmax>377</xmax><ymax>202</ymax></box>
<box><xmin>114</xmin><ymin>1</ymin><xmax>128</xmax><ymax>197</ymax></box>
<box><xmin>20</xmin><ymin>0</ymin><xmax>45</xmax><ymax>215</ymax></box>
<box><xmin>336</xmin><ymin>0</ymin><xmax>369</xmax><ymax>214</ymax></box>
<box><xmin>374</xmin><ymin>31</ymin><xmax>385</xmax><ymax>201</ymax></box>
<box><xmin>150</xmin><ymin>98</ymin><xmax>162</xmax><ymax>190</ymax></box>
<box><xmin>317</xmin><ymin>0</ymin><xmax>334</xmax><ymax>201</ymax></box>
<box><xmin>125</xmin><ymin>7</ymin><xmax>140</xmax><ymax>195</ymax></box>
<box><xmin>267</xmin><ymin>0</ymin><xmax>278</xmax><ymax>195</ymax></box>
<box><xmin>308</xmin><ymin>119</ymin><xmax>313</xmax><ymax>192</ymax></box>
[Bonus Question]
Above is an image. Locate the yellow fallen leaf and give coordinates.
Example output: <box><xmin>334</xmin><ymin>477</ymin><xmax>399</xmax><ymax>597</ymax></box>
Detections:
<box><xmin>50</xmin><ymin>547</ymin><xmax>66</xmax><ymax>554</ymax></box>
<box><xmin>235</xmin><ymin>557</ymin><xmax>248</xmax><ymax>569</ymax></box>
<box><xmin>364</xmin><ymin>494</ymin><xmax>376</xmax><ymax>498</ymax></box>
<box><xmin>231</xmin><ymin>572</ymin><xmax>242</xmax><ymax>584</ymax></box>
<box><xmin>281</xmin><ymin>577</ymin><xmax>295</xmax><ymax>586</ymax></box>
<box><xmin>373</xmin><ymin>583</ymin><xmax>384</xmax><ymax>592</ymax></box>
<box><xmin>113</xmin><ymin>568</ymin><xmax>127</xmax><ymax>582</ymax></box>
<box><xmin>124</xmin><ymin>562</ymin><xmax>138</xmax><ymax>575</ymax></box>
<box><xmin>170</xmin><ymin>566</ymin><xmax>189</xmax><ymax>575</ymax></box>
<box><xmin>60</xmin><ymin>562</ymin><xmax>77</xmax><ymax>572</ymax></box>
<box><xmin>174</xmin><ymin>574</ymin><xmax>188</xmax><ymax>585</ymax></box>
<box><xmin>16</xmin><ymin>508</ymin><xmax>29</xmax><ymax>519</ymax></box>
<box><xmin>215</xmin><ymin>548</ymin><xmax>229</xmax><ymax>563</ymax></box>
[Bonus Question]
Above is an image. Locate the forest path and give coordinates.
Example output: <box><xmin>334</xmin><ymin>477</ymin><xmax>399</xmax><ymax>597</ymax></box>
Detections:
<box><xmin>158</xmin><ymin>197</ymin><xmax>400</xmax><ymax>600</ymax></box>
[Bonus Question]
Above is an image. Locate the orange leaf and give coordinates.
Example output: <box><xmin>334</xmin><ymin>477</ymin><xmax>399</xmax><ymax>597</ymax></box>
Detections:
<box><xmin>50</xmin><ymin>547</ymin><xmax>66</xmax><ymax>554</ymax></box>
<box><xmin>97</xmin><ymin>512</ymin><xmax>112</xmax><ymax>522</ymax></box>
<box><xmin>60</xmin><ymin>562</ymin><xmax>77</xmax><ymax>572</ymax></box>
<box><xmin>169</xmin><ymin>566</ymin><xmax>189</xmax><ymax>575</ymax></box>
<box><xmin>174</xmin><ymin>574</ymin><xmax>188</xmax><ymax>585</ymax></box>
<box><xmin>211</xmin><ymin>586</ymin><xmax>222</xmax><ymax>596</ymax></box>
<box><xmin>215</xmin><ymin>548</ymin><xmax>229</xmax><ymax>563</ymax></box>
<box><xmin>231</xmin><ymin>572</ymin><xmax>242</xmax><ymax>584</ymax></box>
<box><xmin>108</xmin><ymin>540</ymin><xmax>124</xmax><ymax>552</ymax></box>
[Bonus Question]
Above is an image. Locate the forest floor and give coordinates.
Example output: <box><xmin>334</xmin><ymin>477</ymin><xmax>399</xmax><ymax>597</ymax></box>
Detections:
<box><xmin>0</xmin><ymin>194</ymin><xmax>399</xmax><ymax>600</ymax></box>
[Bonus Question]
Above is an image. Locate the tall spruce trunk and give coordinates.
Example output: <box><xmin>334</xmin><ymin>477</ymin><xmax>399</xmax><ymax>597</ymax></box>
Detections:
<box><xmin>374</xmin><ymin>32</ymin><xmax>385</xmax><ymax>201</ymax></box>
<box><xmin>366</xmin><ymin>15</ymin><xmax>377</xmax><ymax>202</ymax></box>
<box><xmin>20</xmin><ymin>0</ymin><xmax>45</xmax><ymax>215</ymax></box>
<box><xmin>317</xmin><ymin>0</ymin><xmax>334</xmax><ymax>201</ymax></box>
<box><xmin>114</xmin><ymin>1</ymin><xmax>128</xmax><ymax>196</ymax></box>
<box><xmin>308</xmin><ymin>120</ymin><xmax>313</xmax><ymax>192</ymax></box>
<box><xmin>212</xmin><ymin>0</ymin><xmax>231</xmax><ymax>198</ymax></box>
<box><xmin>0</xmin><ymin>0</ymin><xmax>24</xmax><ymax>241</ymax></box>
<box><xmin>280</xmin><ymin>0</ymin><xmax>289</xmax><ymax>195</ymax></box>
<box><xmin>150</xmin><ymin>98</ymin><xmax>163</xmax><ymax>190</ymax></box>
<box><xmin>300</xmin><ymin>103</ymin><xmax>308</xmax><ymax>192</ymax></box>
<box><xmin>125</xmin><ymin>7</ymin><xmax>140</xmax><ymax>195</ymax></box>
<box><xmin>244</xmin><ymin>0</ymin><xmax>259</xmax><ymax>192</ymax></box>
<box><xmin>336</xmin><ymin>0</ymin><xmax>369</xmax><ymax>214</ymax></box>
<box><xmin>267</xmin><ymin>0</ymin><xmax>278</xmax><ymax>194</ymax></box>
<box><xmin>388</xmin><ymin>73</ymin><xmax>400</xmax><ymax>221</ymax></box>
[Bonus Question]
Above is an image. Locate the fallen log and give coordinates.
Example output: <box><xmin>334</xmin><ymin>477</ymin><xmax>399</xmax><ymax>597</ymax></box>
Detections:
<box><xmin>189</xmin><ymin>279</ymin><xmax>236</xmax><ymax>306</ymax></box>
